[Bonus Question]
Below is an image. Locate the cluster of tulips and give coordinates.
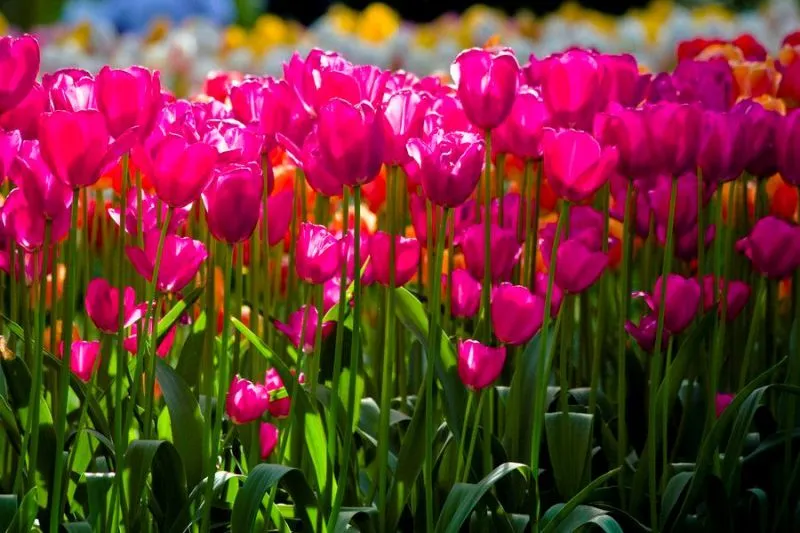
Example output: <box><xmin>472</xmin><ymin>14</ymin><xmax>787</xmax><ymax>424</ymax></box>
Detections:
<box><xmin>1</xmin><ymin>25</ymin><xmax>800</xmax><ymax>533</ymax></box>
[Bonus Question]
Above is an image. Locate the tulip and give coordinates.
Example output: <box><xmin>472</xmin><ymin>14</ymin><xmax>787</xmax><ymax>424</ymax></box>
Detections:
<box><xmin>0</xmin><ymin>188</ymin><xmax>70</xmax><ymax>251</ymax></box>
<box><xmin>715</xmin><ymin>393</ymin><xmax>735</xmax><ymax>418</ymax></box>
<box><xmin>461</xmin><ymin>224</ymin><xmax>520</xmax><ymax>283</ymax></box>
<box><xmin>123</xmin><ymin>320</ymin><xmax>177</xmax><ymax>359</ymax></box>
<box><xmin>339</xmin><ymin>229</ymin><xmax>371</xmax><ymax>281</ymax></box>
<box><xmin>702</xmin><ymin>276</ymin><xmax>751</xmax><ymax>322</ymax></box>
<box><xmin>540</xmin><ymin>49</ymin><xmax>607</xmax><ymax>130</ymax></box>
<box><xmin>12</xmin><ymin>140</ymin><xmax>72</xmax><ymax>220</ymax></box>
<box><xmin>491</xmin><ymin>283</ymin><xmax>545</xmax><ymax>345</ymax></box>
<box><xmin>0</xmin><ymin>82</ymin><xmax>47</xmax><ymax>140</ymax></box>
<box><xmin>450</xmin><ymin>47</ymin><xmax>520</xmax><ymax>130</ymax></box>
<box><xmin>260</xmin><ymin>422</ymin><xmax>280</xmax><ymax>459</ymax></box>
<box><xmin>671</xmin><ymin>59</ymin><xmax>735</xmax><ymax>112</ymax></box>
<box><xmin>126</xmin><ymin>231</ymin><xmax>208</xmax><ymax>293</ymax></box>
<box><xmin>42</xmin><ymin>68</ymin><xmax>96</xmax><ymax>112</ymax></box>
<box><xmin>85</xmin><ymin>278</ymin><xmax>146</xmax><ymax>334</ymax></box>
<box><xmin>601</xmin><ymin>53</ymin><xmax>645</xmax><ymax>108</ymax></box>
<box><xmin>647</xmin><ymin>173</ymin><xmax>703</xmax><ymax>239</ymax></box>
<box><xmin>273</xmin><ymin>305</ymin><xmax>336</xmax><ymax>353</ymax></box>
<box><xmin>203</xmin><ymin>163</ymin><xmax>264</xmax><ymax>244</ymax></box>
<box><xmin>777</xmin><ymin>110</ymin><xmax>800</xmax><ymax>186</ymax></box>
<box><xmin>674</xmin><ymin>224</ymin><xmax>716</xmax><ymax>262</ymax></box>
<box><xmin>0</xmin><ymin>129</ymin><xmax>21</xmax><ymax>181</ymax></box>
<box><xmin>736</xmin><ymin>216</ymin><xmax>800</xmax><ymax>279</ymax></box>
<box><xmin>553</xmin><ymin>238</ymin><xmax>608</xmax><ymax>294</ymax></box>
<box><xmin>625</xmin><ymin>315</ymin><xmax>670</xmax><ymax>353</ymax></box>
<box><xmin>697</xmin><ymin>111</ymin><xmax>747</xmax><ymax>184</ymax></box>
<box><xmin>265</xmin><ymin>368</ymin><xmax>290</xmax><ymax>419</ymax></box>
<box><xmin>225</xmin><ymin>376</ymin><xmax>269</xmax><ymax>424</ymax></box>
<box><xmin>60</xmin><ymin>340</ymin><xmax>100</xmax><ymax>383</ymax></box>
<box><xmin>493</xmin><ymin>87</ymin><xmax>550</xmax><ymax>160</ymax></box>
<box><xmin>141</xmin><ymin>133</ymin><xmax>219</xmax><ymax>208</ymax></box>
<box><xmin>38</xmin><ymin>110</ymin><xmax>135</xmax><ymax>189</ymax></box>
<box><xmin>444</xmin><ymin>268</ymin><xmax>482</xmax><ymax>319</ymax></box>
<box><xmin>0</xmin><ymin>35</ymin><xmax>40</xmax><ymax>114</ymax></box>
<box><xmin>533</xmin><ymin>271</ymin><xmax>564</xmax><ymax>316</ymax></box>
<box><xmin>368</xmin><ymin>231</ymin><xmax>420</xmax><ymax>287</ymax></box>
<box><xmin>646</xmin><ymin>103</ymin><xmax>702</xmax><ymax>177</ymax></box>
<box><xmin>406</xmin><ymin>130</ymin><xmax>485</xmax><ymax>208</ymax></box>
<box><xmin>261</xmin><ymin>77</ymin><xmax>314</xmax><ymax>149</ymax></box>
<box><xmin>317</xmin><ymin>98</ymin><xmax>384</xmax><ymax>187</ymax></box>
<box><xmin>96</xmin><ymin>66</ymin><xmax>162</xmax><ymax>139</ymax></box>
<box><xmin>636</xmin><ymin>274</ymin><xmax>701</xmax><ymax>334</ymax></box>
<box><xmin>107</xmin><ymin>188</ymin><xmax>190</xmax><ymax>237</ymax></box>
<box><xmin>229</xmin><ymin>79</ymin><xmax>265</xmax><ymax>126</ymax></box>
<box><xmin>731</xmin><ymin>99</ymin><xmax>780</xmax><ymax>179</ymax></box>
<box><xmin>382</xmin><ymin>89</ymin><xmax>431</xmax><ymax>165</ymax></box>
<box><xmin>203</xmin><ymin>71</ymin><xmax>241</xmax><ymax>102</ymax></box>
<box><xmin>540</xmin><ymin>205</ymin><xmax>613</xmax><ymax>265</ymax></box>
<box><xmin>593</xmin><ymin>106</ymin><xmax>657</xmax><ymax>180</ymax></box>
<box><xmin>279</xmin><ymin>128</ymin><xmax>342</xmax><ymax>197</ymax></box>
<box><xmin>542</xmin><ymin>128</ymin><xmax>618</xmax><ymax>202</ymax></box>
<box><xmin>426</xmin><ymin>94</ymin><xmax>477</xmax><ymax>136</ymax></box>
<box><xmin>295</xmin><ymin>223</ymin><xmax>341</xmax><ymax>285</ymax></box>
<box><xmin>457</xmin><ymin>339</ymin><xmax>506</xmax><ymax>390</ymax></box>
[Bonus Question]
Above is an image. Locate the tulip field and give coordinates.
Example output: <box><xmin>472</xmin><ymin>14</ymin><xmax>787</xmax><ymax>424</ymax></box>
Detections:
<box><xmin>2</xmin><ymin>26</ymin><xmax>800</xmax><ymax>533</ymax></box>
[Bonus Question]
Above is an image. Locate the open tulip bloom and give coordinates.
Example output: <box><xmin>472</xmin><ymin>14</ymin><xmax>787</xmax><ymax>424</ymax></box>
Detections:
<box><xmin>3</xmin><ymin>31</ymin><xmax>800</xmax><ymax>533</ymax></box>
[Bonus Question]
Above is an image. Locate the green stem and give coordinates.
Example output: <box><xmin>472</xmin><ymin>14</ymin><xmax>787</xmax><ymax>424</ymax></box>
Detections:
<box><xmin>529</xmin><ymin>162</ymin><xmax>544</xmax><ymax>290</ymax></box>
<box><xmin>660</xmin><ymin>336</ymin><xmax>675</xmax><ymax>492</ymax></box>
<box><xmin>558</xmin><ymin>203</ymin><xmax>572</xmax><ymax>415</ymax></box>
<box><xmin>478</xmin><ymin>129</ymin><xmax>493</xmax><ymax>342</ymax></box>
<box><xmin>461</xmin><ymin>390</ymin><xmax>486</xmax><ymax>483</ymax></box>
<box><xmin>454</xmin><ymin>393</ymin><xmax>474</xmax><ymax>483</ymax></box>
<box><xmin>738</xmin><ymin>277</ymin><xmax>766</xmax><ymax>390</ymax></box>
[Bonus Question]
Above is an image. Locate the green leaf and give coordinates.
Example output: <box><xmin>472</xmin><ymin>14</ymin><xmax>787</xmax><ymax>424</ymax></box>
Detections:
<box><xmin>539</xmin><ymin>468</ymin><xmax>621</xmax><ymax>533</ymax></box>
<box><xmin>334</xmin><ymin>507</ymin><xmax>378</xmax><ymax>533</ymax></box>
<box><xmin>435</xmin><ymin>462</ymin><xmax>531</xmax><ymax>533</ymax></box>
<box><xmin>169</xmin><ymin>471</ymin><xmax>243</xmax><ymax>533</ymax></box>
<box><xmin>157</xmin><ymin>286</ymin><xmax>204</xmax><ymax>342</ymax></box>
<box><xmin>175</xmin><ymin>312</ymin><xmax>207</xmax><ymax>387</ymax></box>
<box><xmin>61</xmin><ymin>522</ymin><xmax>93</xmax><ymax>532</ymax></box>
<box><xmin>155</xmin><ymin>359</ymin><xmax>205</xmax><ymax>488</ymax></box>
<box><xmin>124</xmin><ymin>439</ymin><xmax>188</xmax><ymax>532</ymax></box>
<box><xmin>6</xmin><ymin>487</ymin><xmax>37</xmax><ymax>533</ymax></box>
<box><xmin>0</xmin><ymin>494</ymin><xmax>18</xmax><ymax>532</ymax></box>
<box><xmin>85</xmin><ymin>472</ymin><xmax>114</xmax><ymax>532</ymax></box>
<box><xmin>545</xmin><ymin>412</ymin><xmax>594</xmax><ymax>499</ymax></box>
<box><xmin>660</xmin><ymin>471</ymin><xmax>693</xmax><ymax>530</ymax></box>
<box><xmin>721</xmin><ymin>386</ymin><xmax>768</xmax><ymax>494</ymax></box>
<box><xmin>0</xmin><ymin>396</ymin><xmax>21</xmax><ymax>453</ymax></box>
<box><xmin>231</xmin><ymin>464</ymin><xmax>318</xmax><ymax>533</ymax></box>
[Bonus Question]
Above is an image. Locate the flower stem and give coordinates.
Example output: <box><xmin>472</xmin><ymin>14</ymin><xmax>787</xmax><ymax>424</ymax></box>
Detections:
<box><xmin>529</xmin><ymin>162</ymin><xmax>544</xmax><ymax>290</ymax></box>
<box><xmin>454</xmin><ymin>392</ymin><xmax>474</xmax><ymax>482</ymax></box>
<box><xmin>462</xmin><ymin>390</ymin><xmax>486</xmax><ymax>483</ymax></box>
<box><xmin>616</xmin><ymin>180</ymin><xmax>634</xmax><ymax>506</ymax></box>
<box><xmin>478</xmin><ymin>129</ymin><xmax>493</xmax><ymax>342</ymax></box>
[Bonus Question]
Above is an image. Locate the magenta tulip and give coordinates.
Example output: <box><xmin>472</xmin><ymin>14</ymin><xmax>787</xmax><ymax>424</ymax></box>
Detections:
<box><xmin>203</xmin><ymin>163</ymin><xmax>264</xmax><ymax>244</ymax></box>
<box><xmin>542</xmin><ymin>128</ymin><xmax>618</xmax><ymax>202</ymax></box>
<box><xmin>553</xmin><ymin>238</ymin><xmax>608</xmax><ymax>294</ymax></box>
<box><xmin>42</xmin><ymin>68</ymin><xmax>96</xmax><ymax>112</ymax></box>
<box><xmin>202</xmin><ymin>119</ymin><xmax>264</xmax><ymax>166</ymax></box>
<box><xmin>593</xmin><ymin>106</ymin><xmax>657</xmax><ymax>180</ymax></box>
<box><xmin>697</xmin><ymin>110</ymin><xmax>747</xmax><ymax>184</ymax></box>
<box><xmin>0</xmin><ymin>129</ymin><xmax>21</xmax><ymax>181</ymax></box>
<box><xmin>368</xmin><ymin>231</ymin><xmax>420</xmax><ymax>287</ymax></box>
<box><xmin>0</xmin><ymin>35</ymin><xmax>40</xmax><ymax>114</ymax></box>
<box><xmin>261</xmin><ymin>77</ymin><xmax>314</xmax><ymax>149</ymax></box>
<box><xmin>646</xmin><ymin>102</ymin><xmax>702</xmax><ymax>177</ymax></box>
<box><xmin>0</xmin><ymin>188</ymin><xmax>70</xmax><ymax>251</ymax></box>
<box><xmin>225</xmin><ymin>375</ymin><xmax>269</xmax><ymax>424</ymax></box>
<box><xmin>533</xmin><ymin>271</ymin><xmax>564</xmax><ymax>316</ymax></box>
<box><xmin>450</xmin><ymin>47</ymin><xmax>520</xmax><ymax>130</ymax></box>
<box><xmin>142</xmin><ymin>133</ymin><xmax>218</xmax><ymax>208</ymax></box>
<box><xmin>108</xmin><ymin>188</ymin><xmax>190</xmax><ymax>237</ymax></box>
<box><xmin>0</xmin><ymin>82</ymin><xmax>47</xmax><ymax>140</ymax></box>
<box><xmin>265</xmin><ymin>368</ymin><xmax>290</xmax><ymax>419</ymax></box>
<box><xmin>732</xmin><ymin>99</ymin><xmax>780</xmax><ymax>179</ymax></box>
<box><xmin>540</xmin><ymin>49</ymin><xmax>607</xmax><ymax>130</ymax></box>
<box><xmin>457</xmin><ymin>339</ymin><xmax>506</xmax><ymax>390</ymax></box>
<box><xmin>636</xmin><ymin>274</ymin><xmax>701</xmax><ymax>334</ymax></box>
<box><xmin>493</xmin><ymin>87</ymin><xmax>550</xmax><ymax>160</ymax></box>
<box><xmin>461</xmin><ymin>223</ymin><xmax>520</xmax><ymax>283</ymax></box>
<box><xmin>647</xmin><ymin>172</ymin><xmax>703</xmax><ymax>239</ymax></box>
<box><xmin>296</xmin><ymin>223</ymin><xmax>341</xmax><ymax>284</ymax></box>
<box><xmin>12</xmin><ymin>140</ymin><xmax>72</xmax><ymax>220</ymax></box>
<box><xmin>444</xmin><ymin>268</ymin><xmax>482</xmax><ymax>318</ymax></box>
<box><xmin>715</xmin><ymin>393</ymin><xmax>735</xmax><ymax>418</ymax></box>
<box><xmin>260</xmin><ymin>422</ymin><xmax>280</xmax><ymax>459</ymax></box>
<box><xmin>625</xmin><ymin>315</ymin><xmax>670</xmax><ymax>353</ymax></box>
<box><xmin>279</xmin><ymin>128</ymin><xmax>342</xmax><ymax>197</ymax></box>
<box><xmin>340</xmin><ymin>229</ymin><xmax>372</xmax><ymax>281</ymax></box>
<box><xmin>736</xmin><ymin>216</ymin><xmax>800</xmax><ymax>279</ymax></box>
<box><xmin>273</xmin><ymin>305</ymin><xmax>335</xmax><ymax>353</ymax></box>
<box><xmin>777</xmin><ymin>110</ymin><xmax>800</xmax><ymax>186</ymax></box>
<box><xmin>61</xmin><ymin>340</ymin><xmax>100</xmax><ymax>383</ymax></box>
<box><xmin>229</xmin><ymin>78</ymin><xmax>265</xmax><ymax>126</ymax></box>
<box><xmin>601</xmin><ymin>53</ymin><xmax>645</xmax><ymax>107</ymax></box>
<box><xmin>491</xmin><ymin>283</ymin><xmax>545</xmax><ymax>345</ymax></box>
<box><xmin>382</xmin><ymin>89</ymin><xmax>431</xmax><ymax>165</ymax></box>
<box><xmin>96</xmin><ymin>66</ymin><xmax>162</xmax><ymax>138</ymax></box>
<box><xmin>123</xmin><ymin>320</ymin><xmax>176</xmax><ymax>358</ymax></box>
<box><xmin>85</xmin><ymin>278</ymin><xmax>146</xmax><ymax>334</ymax></box>
<box><xmin>126</xmin><ymin>231</ymin><xmax>208</xmax><ymax>293</ymax></box>
<box><xmin>702</xmin><ymin>276</ymin><xmax>751</xmax><ymax>322</ymax></box>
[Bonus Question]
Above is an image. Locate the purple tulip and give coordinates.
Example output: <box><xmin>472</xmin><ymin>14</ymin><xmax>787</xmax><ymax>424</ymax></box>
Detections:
<box><xmin>461</xmin><ymin>223</ymin><xmax>520</xmax><ymax>283</ymax></box>
<box><xmin>635</xmin><ymin>274</ymin><xmax>701</xmax><ymax>334</ymax></box>
<box><xmin>777</xmin><ymin>110</ymin><xmax>800</xmax><ymax>186</ymax></box>
<box><xmin>736</xmin><ymin>216</ymin><xmax>800</xmax><ymax>279</ymax></box>
<box><xmin>625</xmin><ymin>314</ymin><xmax>670</xmax><ymax>352</ymax></box>
<box><xmin>732</xmin><ymin>99</ymin><xmax>780</xmax><ymax>179</ymax></box>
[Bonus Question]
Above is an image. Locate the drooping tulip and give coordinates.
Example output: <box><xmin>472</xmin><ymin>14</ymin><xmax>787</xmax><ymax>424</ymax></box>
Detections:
<box><xmin>450</xmin><ymin>47</ymin><xmax>520</xmax><ymax>130</ymax></box>
<box><xmin>635</xmin><ymin>274</ymin><xmax>702</xmax><ymax>334</ymax></box>
<box><xmin>273</xmin><ymin>305</ymin><xmax>336</xmax><ymax>353</ymax></box>
<box><xmin>382</xmin><ymin>88</ymin><xmax>431</xmax><ymax>165</ymax></box>
<box><xmin>260</xmin><ymin>422</ymin><xmax>280</xmax><ymax>459</ymax></box>
<box><xmin>42</xmin><ymin>68</ymin><xmax>96</xmax><ymax>112</ymax></box>
<box><xmin>296</xmin><ymin>223</ymin><xmax>341</xmax><ymax>285</ymax></box>
<box><xmin>540</xmin><ymin>49</ymin><xmax>607</xmax><ymax>130</ymax></box>
<box><xmin>12</xmin><ymin>140</ymin><xmax>72</xmax><ymax>220</ymax></box>
<box><xmin>736</xmin><ymin>215</ymin><xmax>800</xmax><ymax>279</ymax></box>
<box><xmin>140</xmin><ymin>133</ymin><xmax>218</xmax><ymax>208</ymax></box>
<box><xmin>493</xmin><ymin>87</ymin><xmax>550</xmax><ymax>160</ymax></box>
<box><xmin>225</xmin><ymin>376</ymin><xmax>269</xmax><ymax>424</ymax></box>
<box><xmin>368</xmin><ymin>232</ymin><xmax>420</xmax><ymax>286</ymax></box>
<box><xmin>542</xmin><ymin>128</ymin><xmax>618</xmax><ymax>202</ymax></box>
<box><xmin>461</xmin><ymin>224</ymin><xmax>520</xmax><ymax>283</ymax></box>
<box><xmin>0</xmin><ymin>35</ymin><xmax>40</xmax><ymax>114</ymax></box>
<box><xmin>406</xmin><ymin>130</ymin><xmax>485</xmax><ymax>208</ymax></box>
<box><xmin>265</xmin><ymin>368</ymin><xmax>290</xmax><ymax>419</ymax></box>
<box><xmin>444</xmin><ymin>268</ymin><xmax>482</xmax><ymax>318</ymax></box>
<box><xmin>126</xmin><ymin>231</ymin><xmax>208</xmax><ymax>293</ymax></box>
<box><xmin>85</xmin><ymin>278</ymin><xmax>146</xmax><ymax>334</ymax></box>
<box><xmin>96</xmin><ymin>66</ymin><xmax>162</xmax><ymax>138</ymax></box>
<box><xmin>491</xmin><ymin>283</ymin><xmax>546</xmax><ymax>345</ymax></box>
<box><xmin>457</xmin><ymin>339</ymin><xmax>506</xmax><ymax>390</ymax></box>
<box><xmin>203</xmin><ymin>163</ymin><xmax>264</xmax><ymax>244</ymax></box>
<box><xmin>553</xmin><ymin>238</ymin><xmax>608</xmax><ymax>294</ymax></box>
<box><xmin>625</xmin><ymin>315</ymin><xmax>670</xmax><ymax>353</ymax></box>
<box><xmin>317</xmin><ymin>98</ymin><xmax>384</xmax><ymax>187</ymax></box>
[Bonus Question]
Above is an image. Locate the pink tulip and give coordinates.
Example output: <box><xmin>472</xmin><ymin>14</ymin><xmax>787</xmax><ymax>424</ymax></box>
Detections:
<box><xmin>38</xmin><ymin>110</ymin><xmax>135</xmax><ymax>189</ymax></box>
<box><xmin>260</xmin><ymin>422</ymin><xmax>280</xmax><ymax>459</ymax></box>
<box><xmin>491</xmin><ymin>283</ymin><xmax>546</xmax><ymax>345</ymax></box>
<box><xmin>701</xmin><ymin>276</ymin><xmax>751</xmax><ymax>322</ymax></box>
<box><xmin>461</xmin><ymin>224</ymin><xmax>520</xmax><ymax>283</ymax></box>
<box><xmin>646</xmin><ymin>103</ymin><xmax>702</xmax><ymax>177</ymax></box>
<box><xmin>296</xmin><ymin>223</ymin><xmax>341</xmax><ymax>285</ymax></box>
<box><xmin>60</xmin><ymin>340</ymin><xmax>100</xmax><ymax>383</ymax></box>
<box><xmin>225</xmin><ymin>375</ymin><xmax>270</xmax><ymax>424</ymax></box>
<box><xmin>0</xmin><ymin>35</ymin><xmax>40</xmax><ymax>114</ymax></box>
<box><xmin>601</xmin><ymin>53</ymin><xmax>645</xmax><ymax>107</ymax></box>
<box><xmin>273</xmin><ymin>305</ymin><xmax>335</xmax><ymax>353</ymax></box>
<box><xmin>444</xmin><ymin>268</ymin><xmax>482</xmax><ymax>318</ymax></box>
<box><xmin>593</xmin><ymin>106</ymin><xmax>658</xmax><ymax>180</ymax></box>
<box><xmin>140</xmin><ymin>133</ymin><xmax>218</xmax><ymax>208</ymax></box>
<box><xmin>457</xmin><ymin>339</ymin><xmax>506</xmax><ymax>390</ymax></box>
<box><xmin>647</xmin><ymin>173</ymin><xmax>703</xmax><ymax>239</ymax></box>
<box><xmin>279</xmin><ymin>128</ymin><xmax>342</xmax><ymax>197</ymax></box>
<box><xmin>625</xmin><ymin>315</ymin><xmax>670</xmax><ymax>353</ymax></box>
<box><xmin>42</xmin><ymin>68</ymin><xmax>96</xmax><ymax>112</ymax></box>
<box><xmin>0</xmin><ymin>83</ymin><xmax>48</xmax><ymax>140</ymax></box>
<box><xmin>260</xmin><ymin>77</ymin><xmax>314</xmax><ymax>149</ymax></box>
<box><xmin>554</xmin><ymin>238</ymin><xmax>608</xmax><ymax>294</ymax></box>
<box><xmin>493</xmin><ymin>87</ymin><xmax>550</xmax><ymax>160</ymax></box>
<box><xmin>732</xmin><ymin>99</ymin><xmax>780</xmax><ymax>179</ymax></box>
<box><xmin>368</xmin><ymin>231</ymin><xmax>420</xmax><ymax>287</ymax></box>
<box><xmin>382</xmin><ymin>89</ymin><xmax>431</xmax><ymax>165</ymax></box>
<box><xmin>0</xmin><ymin>188</ymin><xmax>70</xmax><ymax>251</ymax></box>
<box><xmin>542</xmin><ymin>128</ymin><xmax>618</xmax><ymax>202</ymax></box>
<box><xmin>123</xmin><ymin>320</ymin><xmax>177</xmax><ymax>358</ymax></box>
<box><xmin>12</xmin><ymin>140</ymin><xmax>72</xmax><ymax>220</ymax></box>
<box><xmin>697</xmin><ymin>111</ymin><xmax>747</xmax><ymax>184</ymax></box>
<box><xmin>263</xmin><ymin>189</ymin><xmax>294</xmax><ymax>246</ymax></box>
<box><xmin>96</xmin><ymin>66</ymin><xmax>162</xmax><ymax>138</ymax></box>
<box><xmin>0</xmin><ymin>129</ymin><xmax>21</xmax><ymax>181</ymax></box>
<box><xmin>229</xmin><ymin>79</ymin><xmax>265</xmax><ymax>125</ymax></box>
<box><xmin>450</xmin><ymin>47</ymin><xmax>520</xmax><ymax>130</ymax></box>
<box><xmin>126</xmin><ymin>231</ymin><xmax>208</xmax><ymax>293</ymax></box>
<box><xmin>339</xmin><ymin>229</ymin><xmax>371</xmax><ymax>281</ymax></box>
<box><xmin>202</xmin><ymin>119</ymin><xmax>264</xmax><ymax>165</ymax></box>
<box><xmin>203</xmin><ymin>162</ymin><xmax>264</xmax><ymax>244</ymax></box>
<box><xmin>541</xmin><ymin>49</ymin><xmax>607</xmax><ymax>130</ymax></box>
<box><xmin>736</xmin><ymin>216</ymin><xmax>800</xmax><ymax>279</ymax></box>
<box><xmin>85</xmin><ymin>278</ymin><xmax>146</xmax><ymax>334</ymax></box>
<box><xmin>715</xmin><ymin>393</ymin><xmax>735</xmax><ymax>418</ymax></box>
<box><xmin>533</xmin><ymin>271</ymin><xmax>564</xmax><ymax>316</ymax></box>
<box><xmin>777</xmin><ymin>110</ymin><xmax>800</xmax><ymax>187</ymax></box>
<box><xmin>265</xmin><ymin>368</ymin><xmax>290</xmax><ymax>419</ymax></box>
<box><xmin>635</xmin><ymin>274</ymin><xmax>701</xmax><ymax>334</ymax></box>
<box><xmin>406</xmin><ymin>130</ymin><xmax>485</xmax><ymax>208</ymax></box>
<box><xmin>107</xmin><ymin>188</ymin><xmax>190</xmax><ymax>237</ymax></box>
<box><xmin>425</xmin><ymin>93</ymin><xmax>477</xmax><ymax>137</ymax></box>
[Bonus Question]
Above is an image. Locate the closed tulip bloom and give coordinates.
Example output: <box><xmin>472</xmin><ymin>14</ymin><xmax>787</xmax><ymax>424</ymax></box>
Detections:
<box><xmin>144</xmin><ymin>133</ymin><xmax>218</xmax><ymax>208</ymax></box>
<box><xmin>594</xmin><ymin>107</ymin><xmax>657</xmax><ymax>180</ymax></box>
<box><xmin>542</xmin><ymin>128</ymin><xmax>618</xmax><ymax>202</ymax></box>
<box><xmin>553</xmin><ymin>238</ymin><xmax>608</xmax><ymax>294</ymax></box>
<box><xmin>261</xmin><ymin>77</ymin><xmax>315</xmax><ymax>149</ymax></box>
<box><xmin>317</xmin><ymin>98</ymin><xmax>384</xmax><ymax>187</ymax></box>
<box><xmin>85</xmin><ymin>278</ymin><xmax>146</xmax><ymax>334</ymax></box>
<box><xmin>1</xmin><ymin>129</ymin><xmax>21</xmax><ymax>180</ymax></box>
<box><xmin>0</xmin><ymin>35</ymin><xmax>40</xmax><ymax>114</ymax></box>
<box><xmin>671</xmin><ymin>58</ymin><xmax>735</xmax><ymax>112</ymax></box>
<box><xmin>12</xmin><ymin>140</ymin><xmax>72</xmax><ymax>220</ymax></box>
<box><xmin>265</xmin><ymin>368</ymin><xmax>290</xmax><ymax>419</ymax></box>
<box><xmin>732</xmin><ymin>99</ymin><xmax>780</xmax><ymax>179</ymax></box>
<box><xmin>369</xmin><ymin>231</ymin><xmax>420</xmax><ymax>287</ymax></box>
<box><xmin>0</xmin><ymin>188</ymin><xmax>70</xmax><ymax>251</ymax></box>
<box><xmin>126</xmin><ymin>231</ymin><xmax>208</xmax><ymax>293</ymax></box>
<box><xmin>96</xmin><ymin>66</ymin><xmax>162</xmax><ymax>138</ymax></box>
<box><xmin>493</xmin><ymin>87</ymin><xmax>550</xmax><ymax>160</ymax></box>
<box><xmin>461</xmin><ymin>223</ymin><xmax>520</xmax><ymax>283</ymax></box>
<box><xmin>541</xmin><ymin>49</ymin><xmax>607</xmax><ymax>130</ymax></box>
<box><xmin>702</xmin><ymin>276</ymin><xmax>751</xmax><ymax>321</ymax></box>
<box><xmin>225</xmin><ymin>375</ymin><xmax>269</xmax><ymax>424</ymax></box>
<box><xmin>39</xmin><ymin>110</ymin><xmax>135</xmax><ymax>188</ymax></box>
<box><xmin>203</xmin><ymin>163</ymin><xmax>264</xmax><ymax>244</ymax></box>
<box><xmin>264</xmin><ymin>189</ymin><xmax>294</xmax><ymax>246</ymax></box>
<box><xmin>601</xmin><ymin>53</ymin><xmax>645</xmax><ymax>107</ymax></box>
<box><xmin>491</xmin><ymin>283</ymin><xmax>546</xmax><ymax>345</ymax></box>
<box><xmin>646</xmin><ymin>103</ymin><xmax>702</xmax><ymax>177</ymax></box>
<box><xmin>736</xmin><ymin>216</ymin><xmax>800</xmax><ymax>279</ymax></box>
<box><xmin>715</xmin><ymin>393</ymin><xmax>735</xmax><ymax>418</ymax></box>
<box><xmin>61</xmin><ymin>340</ymin><xmax>100</xmax><ymax>383</ymax></box>
<box><xmin>406</xmin><ymin>130</ymin><xmax>485</xmax><ymax>208</ymax></box>
<box><xmin>0</xmin><ymin>82</ymin><xmax>47</xmax><ymax>140</ymax></box>
<box><xmin>457</xmin><ymin>339</ymin><xmax>506</xmax><ymax>390</ymax></box>
<box><xmin>625</xmin><ymin>315</ymin><xmax>670</xmax><ymax>353</ymax></box>
<box><xmin>444</xmin><ymin>268</ymin><xmax>482</xmax><ymax>318</ymax></box>
<box><xmin>697</xmin><ymin>111</ymin><xmax>747</xmax><ymax>184</ymax></box>
<box><xmin>674</xmin><ymin>224</ymin><xmax>716</xmax><ymax>262</ymax></box>
<box><xmin>260</xmin><ymin>422</ymin><xmax>280</xmax><ymax>459</ymax></box>
<box><xmin>296</xmin><ymin>223</ymin><xmax>341</xmax><ymax>284</ymax></box>
<box><xmin>382</xmin><ymin>89</ymin><xmax>431</xmax><ymax>165</ymax></box>
<box><xmin>42</xmin><ymin>68</ymin><xmax>96</xmax><ymax>112</ymax></box>
<box><xmin>279</xmin><ymin>128</ymin><xmax>342</xmax><ymax>197</ymax></box>
<box><xmin>229</xmin><ymin>79</ymin><xmax>265</xmax><ymax>126</ymax></box>
<box><xmin>451</xmin><ymin>47</ymin><xmax>520</xmax><ymax>130</ymax></box>
<box><xmin>273</xmin><ymin>305</ymin><xmax>335</xmax><ymax>353</ymax></box>
<box><xmin>426</xmin><ymin>94</ymin><xmax>477</xmax><ymax>136</ymax></box>
<box><xmin>637</xmin><ymin>274</ymin><xmax>701</xmax><ymax>334</ymax></box>
<box><xmin>777</xmin><ymin>110</ymin><xmax>800</xmax><ymax>186</ymax></box>
<box><xmin>202</xmin><ymin>119</ymin><xmax>264</xmax><ymax>165</ymax></box>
